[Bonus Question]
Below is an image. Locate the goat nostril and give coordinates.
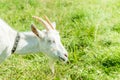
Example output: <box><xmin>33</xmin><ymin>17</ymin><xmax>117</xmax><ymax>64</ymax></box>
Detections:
<box><xmin>64</xmin><ymin>54</ymin><xmax>68</xmax><ymax>57</ymax></box>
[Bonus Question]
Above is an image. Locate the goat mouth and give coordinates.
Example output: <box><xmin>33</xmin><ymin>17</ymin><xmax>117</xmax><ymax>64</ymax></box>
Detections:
<box><xmin>59</xmin><ymin>56</ymin><xmax>65</xmax><ymax>61</ymax></box>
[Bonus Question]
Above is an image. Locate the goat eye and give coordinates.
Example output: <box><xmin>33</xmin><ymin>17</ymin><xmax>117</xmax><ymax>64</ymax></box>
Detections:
<box><xmin>47</xmin><ymin>40</ymin><xmax>51</xmax><ymax>43</ymax></box>
<box><xmin>53</xmin><ymin>40</ymin><xmax>55</xmax><ymax>43</ymax></box>
<box><xmin>47</xmin><ymin>39</ymin><xmax>55</xmax><ymax>44</ymax></box>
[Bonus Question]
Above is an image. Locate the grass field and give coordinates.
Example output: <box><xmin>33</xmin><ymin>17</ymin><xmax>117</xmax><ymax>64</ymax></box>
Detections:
<box><xmin>0</xmin><ymin>0</ymin><xmax>120</xmax><ymax>80</ymax></box>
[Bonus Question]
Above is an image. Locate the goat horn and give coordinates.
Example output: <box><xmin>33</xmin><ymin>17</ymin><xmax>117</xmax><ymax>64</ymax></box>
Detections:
<box><xmin>44</xmin><ymin>16</ymin><xmax>54</xmax><ymax>30</ymax></box>
<box><xmin>32</xmin><ymin>16</ymin><xmax>50</xmax><ymax>31</ymax></box>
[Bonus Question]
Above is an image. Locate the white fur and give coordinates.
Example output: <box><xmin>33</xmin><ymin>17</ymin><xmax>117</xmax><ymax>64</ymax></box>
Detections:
<box><xmin>0</xmin><ymin>18</ymin><xmax>68</xmax><ymax>73</ymax></box>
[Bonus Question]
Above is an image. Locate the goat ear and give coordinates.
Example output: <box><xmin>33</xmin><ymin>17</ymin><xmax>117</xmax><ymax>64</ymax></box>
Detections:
<box><xmin>51</xmin><ymin>22</ymin><xmax>56</xmax><ymax>29</ymax></box>
<box><xmin>31</xmin><ymin>24</ymin><xmax>44</xmax><ymax>39</ymax></box>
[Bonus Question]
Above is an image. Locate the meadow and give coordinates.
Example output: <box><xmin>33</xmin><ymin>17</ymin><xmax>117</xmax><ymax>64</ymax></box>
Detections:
<box><xmin>0</xmin><ymin>0</ymin><xmax>120</xmax><ymax>80</ymax></box>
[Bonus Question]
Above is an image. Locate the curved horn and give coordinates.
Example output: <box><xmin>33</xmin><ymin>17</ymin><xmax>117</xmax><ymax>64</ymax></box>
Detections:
<box><xmin>32</xmin><ymin>16</ymin><xmax>50</xmax><ymax>31</ymax></box>
<box><xmin>44</xmin><ymin>16</ymin><xmax>55</xmax><ymax>30</ymax></box>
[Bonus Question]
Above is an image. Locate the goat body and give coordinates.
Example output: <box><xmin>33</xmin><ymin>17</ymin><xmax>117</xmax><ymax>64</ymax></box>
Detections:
<box><xmin>0</xmin><ymin>19</ymin><xmax>41</xmax><ymax>62</ymax></box>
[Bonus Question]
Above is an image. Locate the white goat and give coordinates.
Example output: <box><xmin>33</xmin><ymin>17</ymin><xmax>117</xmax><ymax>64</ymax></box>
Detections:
<box><xmin>0</xmin><ymin>16</ymin><xmax>68</xmax><ymax>73</ymax></box>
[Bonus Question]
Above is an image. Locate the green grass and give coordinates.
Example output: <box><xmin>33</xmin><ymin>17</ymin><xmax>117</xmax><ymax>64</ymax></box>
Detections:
<box><xmin>0</xmin><ymin>0</ymin><xmax>120</xmax><ymax>80</ymax></box>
